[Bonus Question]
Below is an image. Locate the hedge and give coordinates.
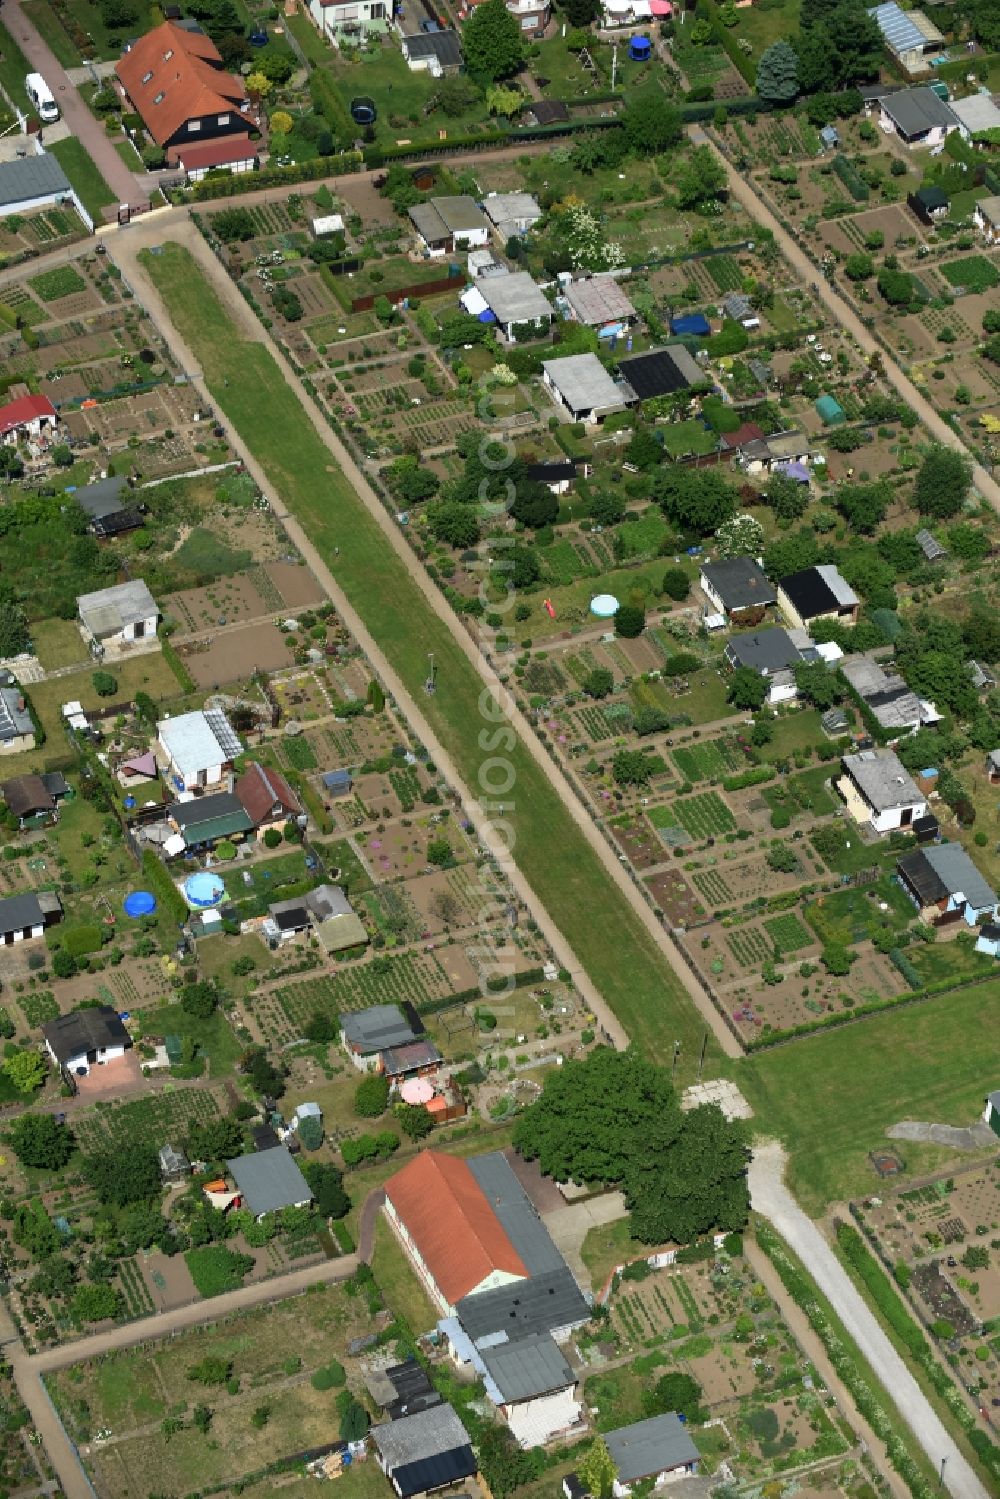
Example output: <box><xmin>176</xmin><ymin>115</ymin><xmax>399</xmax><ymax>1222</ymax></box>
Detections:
<box><xmin>757</xmin><ymin>1221</ymin><xmax>937</xmax><ymax>1499</ymax></box>
<box><xmin>309</xmin><ymin>69</ymin><xmax>359</xmax><ymax>152</ymax></box>
<box><xmin>831</xmin><ymin>153</ymin><xmax>869</xmax><ymax>203</ymax></box>
<box><xmin>723</xmin><ymin>766</ymin><xmax>776</xmax><ymax>792</ymax></box>
<box><xmin>181</xmin><ymin>152</ymin><xmax>361</xmax><ymax>203</ymax></box>
<box><xmin>141</xmin><ymin>849</ymin><xmax>189</xmax><ymax>926</ymax></box>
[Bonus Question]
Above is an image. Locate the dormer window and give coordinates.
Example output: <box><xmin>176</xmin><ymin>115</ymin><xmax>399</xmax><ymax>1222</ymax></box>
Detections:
<box><xmin>163</xmin><ymin>47</ymin><xmax>173</xmax><ymax>59</ymax></box>
<box><xmin>153</xmin><ymin>91</ymin><xmax>165</xmax><ymax>104</ymax></box>
<box><xmin>141</xmin><ymin>69</ymin><xmax>153</xmax><ymax>83</ymax></box>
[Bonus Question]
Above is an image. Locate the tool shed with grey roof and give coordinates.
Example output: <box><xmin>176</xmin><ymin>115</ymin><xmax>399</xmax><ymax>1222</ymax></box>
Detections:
<box><xmin>226</xmin><ymin>1146</ymin><xmax>312</xmax><ymax>1219</ymax></box>
<box><xmin>897</xmin><ymin>843</ymin><xmax>998</xmax><ymax>921</ymax></box>
<box><xmin>840</xmin><ymin>750</ymin><xmax>925</xmax><ymax>828</ymax></box>
<box><xmin>340</xmin><ymin>1003</ymin><xmax>423</xmax><ymax>1060</ymax></box>
<box><xmin>0</xmin><ymin>153</ymin><xmax>75</xmax><ymax>215</ymax></box>
<box><xmin>400</xmin><ymin>29</ymin><xmax>464</xmax><ymax>72</ymax></box>
<box><xmin>605</xmin><ymin>1413</ymin><xmax>700</xmax><ymax>1487</ymax></box>
<box><xmin>563</xmin><ymin>275</ymin><xmax>636</xmax><ymax>327</ymax></box>
<box><xmin>478</xmin><ymin>273</ymin><xmax>552</xmax><ymax>329</ymax></box>
<box><xmin>78</xmin><ymin>579</ymin><xmax>159</xmax><ymax>644</ymax></box>
<box><xmin>481</xmin><ymin>192</ymin><xmax>542</xmax><ymax>232</ymax></box>
<box><xmin>372</xmin><ymin>1405</ymin><xmax>476</xmax><ymax>1499</ymax></box>
<box><xmin>542</xmin><ymin>354</ymin><xmax>631</xmax><ymax>423</ymax></box>
<box><xmin>701</xmin><ymin>557</ymin><xmax>776</xmax><ymax>616</ymax></box>
<box><xmin>479</xmin><ymin>1331</ymin><xmax>575</xmax><ymax>1403</ymax></box>
<box><xmin>0</xmin><ymin>685</ymin><xmax>34</xmax><ymax>748</ymax></box>
<box><xmin>724</xmin><ymin>628</ymin><xmax>808</xmax><ymax>675</ymax></box>
<box><xmin>878</xmin><ymin>87</ymin><xmax>957</xmax><ymax>142</ymax></box>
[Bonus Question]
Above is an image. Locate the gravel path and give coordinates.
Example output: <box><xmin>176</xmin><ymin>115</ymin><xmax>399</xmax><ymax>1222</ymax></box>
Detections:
<box><xmin>750</xmin><ymin>1142</ymin><xmax>989</xmax><ymax>1499</ymax></box>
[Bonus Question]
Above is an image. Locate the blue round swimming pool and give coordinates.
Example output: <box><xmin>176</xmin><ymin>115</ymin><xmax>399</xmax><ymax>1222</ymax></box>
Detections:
<box><xmin>183</xmin><ymin>872</ymin><xmax>226</xmax><ymax>908</ymax></box>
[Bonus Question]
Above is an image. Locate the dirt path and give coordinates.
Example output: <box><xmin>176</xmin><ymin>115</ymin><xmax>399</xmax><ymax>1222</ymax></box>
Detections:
<box><xmin>749</xmin><ymin>1142</ymin><xmax>988</xmax><ymax>1499</ymax></box>
<box><xmin>744</xmin><ymin>1236</ymin><xmax>910</xmax><ymax>1499</ymax></box>
<box><xmin>109</xmin><ymin>209</ymin><xmax>740</xmax><ymax>1061</ymax></box>
<box><xmin>4</xmin><ymin>0</ymin><xmax>149</xmax><ymax>212</ymax></box>
<box><xmin>693</xmin><ymin>127</ymin><xmax>1000</xmax><ymax>509</ymax></box>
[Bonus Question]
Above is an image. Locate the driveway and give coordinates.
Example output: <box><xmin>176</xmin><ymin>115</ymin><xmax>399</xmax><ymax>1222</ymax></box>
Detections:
<box><xmin>750</xmin><ymin>1142</ymin><xmax>989</xmax><ymax>1499</ymax></box>
<box><xmin>3</xmin><ymin>0</ymin><xmax>147</xmax><ymax>212</ymax></box>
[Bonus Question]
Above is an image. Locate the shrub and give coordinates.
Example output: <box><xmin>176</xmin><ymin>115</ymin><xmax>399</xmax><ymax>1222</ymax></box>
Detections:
<box><xmin>311</xmin><ymin>1359</ymin><xmax>346</xmax><ymax>1391</ymax></box>
<box><xmin>355</xmin><ymin>1074</ymin><xmax>389</xmax><ymax>1117</ymax></box>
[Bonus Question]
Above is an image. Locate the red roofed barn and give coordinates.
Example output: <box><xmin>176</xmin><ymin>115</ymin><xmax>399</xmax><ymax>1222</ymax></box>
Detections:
<box><xmin>0</xmin><ymin>394</ymin><xmax>57</xmax><ymax>446</ymax></box>
<box><xmin>115</xmin><ymin>21</ymin><xmax>256</xmax><ymax>161</ymax></box>
<box><xmin>383</xmin><ymin>1150</ymin><xmax>528</xmax><ymax>1313</ymax></box>
<box><xmin>235</xmin><ymin>761</ymin><xmax>302</xmax><ymax>837</ymax></box>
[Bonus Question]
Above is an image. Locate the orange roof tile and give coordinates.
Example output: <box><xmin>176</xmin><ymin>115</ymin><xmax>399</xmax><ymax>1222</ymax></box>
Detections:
<box><xmin>384</xmin><ymin>1150</ymin><xmax>527</xmax><ymax>1305</ymax></box>
<box><xmin>116</xmin><ymin>21</ymin><xmax>252</xmax><ymax>147</ymax></box>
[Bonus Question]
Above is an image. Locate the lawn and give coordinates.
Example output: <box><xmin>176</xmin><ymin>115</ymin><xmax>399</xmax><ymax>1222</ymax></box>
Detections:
<box><xmin>24</xmin><ymin>652</ymin><xmax>188</xmax><ymax>757</ymax></box>
<box><xmin>370</xmin><ymin>1215</ymin><xmax>438</xmax><ymax>1334</ymax></box>
<box><xmin>31</xmin><ymin>616</ymin><xmax>88</xmax><ymax>672</ymax></box>
<box><xmin>48</xmin><ymin>138</ymin><xmax>116</xmax><ymax>223</ymax></box>
<box><xmin>660</xmin><ymin>418</ymin><xmax>718</xmax><ymax>458</ymax></box>
<box><xmin>142</xmin><ymin>1000</ymin><xmax>243</xmax><ymax>1079</ymax></box>
<box><xmin>803</xmin><ymin>878</ymin><xmax>912</xmax><ymax>946</ymax></box>
<box><xmin>0</xmin><ymin>22</ymin><xmax>32</xmax><ymax>110</ymax></box>
<box><xmin>733</xmin><ymin>980</ymin><xmax>1000</xmax><ymax>1215</ymax></box>
<box><xmin>579</xmin><ymin>1215</ymin><xmax>643</xmax><ymax>1291</ymax></box>
<box><xmin>139</xmin><ymin>242</ymin><xmax>717</xmax><ymax>1076</ymax></box>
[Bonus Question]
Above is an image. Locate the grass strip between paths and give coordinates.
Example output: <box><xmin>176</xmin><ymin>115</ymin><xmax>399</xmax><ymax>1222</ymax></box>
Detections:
<box><xmin>140</xmin><ymin>242</ymin><xmax>710</xmax><ymax>1071</ymax></box>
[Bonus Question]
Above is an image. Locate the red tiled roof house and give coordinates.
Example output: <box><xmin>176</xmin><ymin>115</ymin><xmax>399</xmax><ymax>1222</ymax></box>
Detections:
<box><xmin>383</xmin><ymin>1150</ymin><xmax>528</xmax><ymax>1315</ymax></box>
<box><xmin>0</xmin><ymin>394</ymin><xmax>57</xmax><ymax>446</ymax></box>
<box><xmin>115</xmin><ymin>21</ymin><xmax>256</xmax><ymax>164</ymax></box>
<box><xmin>235</xmin><ymin>761</ymin><xmax>302</xmax><ymax>837</ymax></box>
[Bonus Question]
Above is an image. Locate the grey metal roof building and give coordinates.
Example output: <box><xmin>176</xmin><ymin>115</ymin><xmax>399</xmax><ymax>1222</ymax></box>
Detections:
<box><xmin>479</xmin><ymin>273</ymin><xmax>551</xmax><ymax>325</ymax></box>
<box><xmin>74</xmin><ymin>475</ymin><xmax>128</xmax><ymax>520</ymax></box>
<box><xmin>842</xmin><ymin>750</ymin><xmax>922</xmax><ymax>812</ymax></box>
<box><xmin>898</xmin><ymin>843</ymin><xmax>998</xmax><ymax>913</ymax></box>
<box><xmin>372</xmin><ymin>1405</ymin><xmax>476</xmax><ymax>1499</ymax></box>
<box><xmin>479</xmin><ymin>1331</ymin><xmax>575</xmax><ymax>1403</ymax></box>
<box><xmin>840</xmin><ymin>656</ymin><xmax>922</xmax><ymax>731</ymax></box>
<box><xmin>702</xmin><ymin>557</ymin><xmax>775</xmax><ymax>614</ymax></box>
<box><xmin>879</xmin><ymin>87</ymin><xmax>956</xmax><ymax>140</ymax></box>
<box><xmin>724</xmin><ymin>628</ymin><xmax>804</xmax><ymax>675</ymax></box>
<box><xmin>605</xmin><ymin>1413</ymin><xmax>700</xmax><ymax>1484</ymax></box>
<box><xmin>78</xmin><ymin>579</ymin><xmax>158</xmax><ymax>639</ymax></box>
<box><xmin>454</xmin><ymin>1265</ymin><xmax>591</xmax><ymax>1343</ymax></box>
<box><xmin>542</xmin><ymin>353</ymin><xmax>629</xmax><ymax>420</ymax></box>
<box><xmin>226</xmin><ymin>1146</ymin><xmax>312</xmax><ymax>1217</ymax></box>
<box><xmin>401</xmin><ymin>29</ymin><xmax>463</xmax><ymax>68</ymax></box>
<box><xmin>0</xmin><ymin>153</ymin><xmax>72</xmax><ymax>212</ymax></box>
<box><xmin>340</xmin><ymin>1003</ymin><xmax>423</xmax><ymax>1053</ymax></box>
<box><xmin>481</xmin><ymin>192</ymin><xmax>542</xmax><ymax>231</ymax></box>
<box><xmin>563</xmin><ymin>276</ymin><xmax>636</xmax><ymax>326</ymax></box>
<box><xmin>466</xmin><ymin>1152</ymin><xmax>567</xmax><ymax>1277</ymax></box>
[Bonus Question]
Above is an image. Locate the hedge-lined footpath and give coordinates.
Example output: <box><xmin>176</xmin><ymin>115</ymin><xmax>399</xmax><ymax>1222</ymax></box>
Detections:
<box><xmin>756</xmin><ymin>1221</ymin><xmax>938</xmax><ymax>1499</ymax></box>
<box><xmin>837</xmin><ymin>1221</ymin><xmax>1000</xmax><ymax>1487</ymax></box>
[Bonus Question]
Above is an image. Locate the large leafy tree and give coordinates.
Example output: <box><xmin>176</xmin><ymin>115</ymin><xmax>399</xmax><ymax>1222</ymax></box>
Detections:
<box><xmin>756</xmin><ymin>41</ymin><xmax>799</xmax><ymax>104</ymax></box>
<box><xmin>85</xmin><ymin>1144</ymin><xmax>161</xmax><ymax>1206</ymax></box>
<box><xmin>675</xmin><ymin>146</ymin><xmax>727</xmax><ymax>210</ymax></box>
<box><xmin>726</xmin><ymin>666</ymin><xmax>767</xmax><ymax>711</ymax></box>
<box><xmin>462</xmin><ymin>0</ymin><xmax>523</xmax><ymax>83</ymax></box>
<box><xmin>621</xmin><ymin>92</ymin><xmax>682</xmax><ymax>156</ymax></box>
<box><xmin>653</xmin><ymin>467</ymin><xmax>736</xmax><ymax>536</ymax></box>
<box><xmin>513</xmin><ymin>1050</ymin><xmax>748</xmax><ymax>1243</ymax></box>
<box><xmin>913</xmin><ymin>445</ymin><xmax>971</xmax><ymax>519</ymax></box>
<box><xmin>8</xmin><ymin>1113</ymin><xmax>75</xmax><ymax>1169</ymax></box>
<box><xmin>579</xmin><ymin>1438</ymin><xmax>617</xmax><ymax>1499</ymax></box>
<box><xmin>795</xmin><ymin>0</ymin><xmax>882</xmax><ymax>91</ymax></box>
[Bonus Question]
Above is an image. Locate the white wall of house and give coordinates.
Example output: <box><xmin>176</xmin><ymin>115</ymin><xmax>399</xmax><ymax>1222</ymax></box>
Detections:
<box><xmin>974</xmin><ymin>205</ymin><xmax>1000</xmax><ymax>244</ymax></box>
<box><xmin>765</xmin><ymin>679</ymin><xmax>798</xmax><ymax>707</ymax></box>
<box><xmin>46</xmin><ymin>1041</ymin><xmax>127</xmax><ymax>1076</ymax></box>
<box><xmin>1</xmin><ymin>921</ymin><xmax>43</xmax><ymax>944</ymax></box>
<box><xmin>837</xmin><ymin>775</ymin><xmax>927</xmax><ymax>834</ymax></box>
<box><xmin>505</xmin><ymin>1388</ymin><xmax>580</xmax><ymax>1448</ymax></box>
<box><xmin>699</xmin><ymin>573</ymin><xmax>727</xmax><ymax>615</ymax></box>
<box><xmin>187</xmin><ymin>156</ymin><xmax>256</xmax><ymax>182</ymax></box>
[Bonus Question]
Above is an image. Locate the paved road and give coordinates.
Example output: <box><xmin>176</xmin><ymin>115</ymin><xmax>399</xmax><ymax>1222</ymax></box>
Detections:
<box><xmin>693</xmin><ymin>127</ymin><xmax>1000</xmax><ymax>510</ymax></box>
<box><xmin>4</xmin><ymin>0</ymin><xmax>152</xmax><ymax>211</ymax></box>
<box><xmin>750</xmin><ymin>1142</ymin><xmax>989</xmax><ymax>1499</ymax></box>
<box><xmin>109</xmin><ymin>210</ymin><xmax>741</xmax><ymax>1062</ymax></box>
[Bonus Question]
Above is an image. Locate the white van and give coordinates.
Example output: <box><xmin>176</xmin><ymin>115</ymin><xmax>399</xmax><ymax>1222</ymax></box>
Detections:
<box><xmin>25</xmin><ymin>73</ymin><xmax>60</xmax><ymax>124</ymax></box>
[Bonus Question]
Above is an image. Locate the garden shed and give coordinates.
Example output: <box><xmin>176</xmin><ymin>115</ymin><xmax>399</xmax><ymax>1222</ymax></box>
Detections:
<box><xmin>815</xmin><ymin>394</ymin><xmax>845</xmax><ymax>425</ymax></box>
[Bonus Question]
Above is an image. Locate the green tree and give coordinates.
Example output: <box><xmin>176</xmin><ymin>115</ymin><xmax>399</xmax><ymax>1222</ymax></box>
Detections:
<box><xmin>0</xmin><ymin>600</ymin><xmax>30</xmax><ymax>657</ymax></box>
<box><xmin>485</xmin><ymin>84</ymin><xmax>523</xmax><ymax>116</ymax></box>
<box><xmin>181</xmin><ymin>980</ymin><xmax>219</xmax><ymax>1019</ymax></box>
<box><xmin>877</xmin><ymin>266</ymin><xmax>915</xmax><ymax>306</ymax></box>
<box><xmin>85</xmin><ymin>1144</ymin><xmax>160</xmax><ymax>1205</ymax></box>
<box><xmin>582</xmin><ymin>667</ymin><xmax>614</xmax><ymax>699</ymax></box>
<box><xmin>298</xmin><ymin>1114</ymin><xmax>324</xmax><ymax>1151</ymax></box>
<box><xmin>653</xmin><ymin>467</ymin><xmax>736</xmax><ymax>536</ymax></box>
<box><xmin>755</xmin><ymin>41</ymin><xmax>799</xmax><ymax>104</ymax></box>
<box><xmin>835</xmin><ymin>478</ymin><xmax>888</xmax><ymax>533</ymax></box>
<box><xmin>821</xmin><ymin>943</ymin><xmax>854</xmax><ymax>976</ymax></box>
<box><xmin>643</xmin><ymin>1370</ymin><xmax>706</xmax><ymax>1423</ymax></box>
<box><xmin>767</xmin><ymin>474</ymin><xmax>808</xmax><ymax>521</ymax></box>
<box><xmin>514</xmin><ymin>1049</ymin><xmax>748</xmax><ymax>1243</ymax></box>
<box><xmin>301</xmin><ymin>1160</ymin><xmax>350</xmax><ymax>1218</ymax></box>
<box><xmin>338</xmin><ymin>1398</ymin><xmax>369</xmax><ymax>1442</ymax></box>
<box><xmin>844</xmin><ymin>252</ymin><xmax>874</xmax><ymax>281</ymax></box>
<box><xmin>913</xmin><ymin>446</ymin><xmax>971</xmax><ymax>519</ymax></box>
<box><xmin>615</xmin><ymin>604</ymin><xmax>645</xmax><ymax>639</ymax></box>
<box><xmin>187</xmin><ymin>1116</ymin><xmax>245</xmax><ymax>1163</ymax></box>
<box><xmin>427</xmin><ymin>837</ymin><xmax>453</xmax><ymax>867</ymax></box>
<box><xmin>675</xmin><ymin>146</ymin><xmax>727</xmax><ymax>210</ymax></box>
<box><xmin>727</xmin><ymin>667</ymin><xmax>766</xmax><ymax>711</ymax></box>
<box><xmin>462</xmin><ymin>0</ymin><xmax>523</xmax><ymax>82</ymax></box>
<box><xmin>611</xmin><ymin>749</ymin><xmax>660</xmax><ymax>787</ymax></box>
<box><xmin>796</xmin><ymin>0</ymin><xmax>882</xmax><ymax>92</ymax></box>
<box><xmin>579</xmin><ymin>1437</ymin><xmax>617</xmax><ymax>1499</ymax></box>
<box><xmin>4</xmin><ymin>1051</ymin><xmax>46</xmax><ymax>1094</ymax></box>
<box><xmin>793</xmin><ymin>660</ymin><xmax>841</xmax><ymax>710</ymax></box>
<box><xmin>396</xmin><ymin>1103</ymin><xmax>434</xmax><ymax>1140</ymax></box>
<box><xmin>428</xmin><ymin>502</ymin><xmax>479</xmax><ymax>549</ymax></box>
<box><xmin>661</xmin><ymin>567</ymin><xmax>690</xmax><ymax>601</ymax></box>
<box><xmin>8</xmin><ymin>1112</ymin><xmax>75</xmax><ymax>1168</ymax></box>
<box><xmin>71</xmin><ymin>1282</ymin><xmax>120</xmax><ymax>1322</ymax></box>
<box><xmin>92</xmin><ymin>670</ymin><xmax>118</xmax><ymax>698</ymax></box>
<box><xmin>510</xmin><ymin>482</ymin><xmax>558</xmax><ymax>529</ymax></box>
<box><xmin>621</xmin><ymin>92</ymin><xmax>682</xmax><ymax>156</ymax></box>
<box><xmin>355</xmin><ymin>1074</ymin><xmax>389</xmax><ymax>1118</ymax></box>
<box><xmin>766</xmin><ymin>844</ymin><xmax>798</xmax><ymax>873</ymax></box>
